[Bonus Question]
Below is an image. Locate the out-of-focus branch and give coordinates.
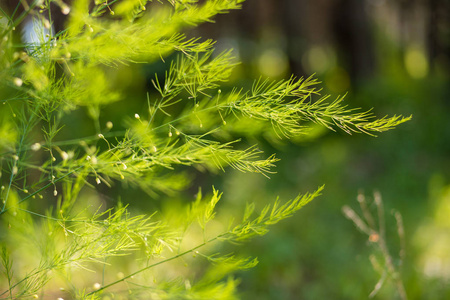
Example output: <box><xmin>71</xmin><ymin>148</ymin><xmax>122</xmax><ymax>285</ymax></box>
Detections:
<box><xmin>342</xmin><ymin>191</ymin><xmax>407</xmax><ymax>300</ymax></box>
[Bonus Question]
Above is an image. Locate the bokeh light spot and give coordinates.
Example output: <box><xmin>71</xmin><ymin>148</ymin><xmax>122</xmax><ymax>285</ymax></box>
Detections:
<box><xmin>257</xmin><ymin>48</ymin><xmax>289</xmax><ymax>78</ymax></box>
<box><xmin>303</xmin><ymin>46</ymin><xmax>331</xmax><ymax>75</ymax></box>
<box><xmin>404</xmin><ymin>47</ymin><xmax>429</xmax><ymax>79</ymax></box>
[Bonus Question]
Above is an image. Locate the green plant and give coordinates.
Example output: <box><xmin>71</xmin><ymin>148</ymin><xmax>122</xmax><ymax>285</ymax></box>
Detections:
<box><xmin>0</xmin><ymin>1</ymin><xmax>410</xmax><ymax>299</ymax></box>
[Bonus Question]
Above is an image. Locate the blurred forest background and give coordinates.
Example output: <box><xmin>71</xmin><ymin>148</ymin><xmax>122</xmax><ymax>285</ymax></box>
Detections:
<box><xmin>189</xmin><ymin>0</ymin><xmax>450</xmax><ymax>299</ymax></box>
<box><xmin>2</xmin><ymin>0</ymin><xmax>449</xmax><ymax>299</ymax></box>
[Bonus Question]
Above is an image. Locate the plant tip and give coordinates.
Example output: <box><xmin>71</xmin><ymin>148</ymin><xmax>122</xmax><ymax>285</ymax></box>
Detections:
<box><xmin>61</xmin><ymin>152</ymin><xmax>69</xmax><ymax>160</ymax></box>
<box><xmin>43</xmin><ymin>19</ymin><xmax>51</xmax><ymax>29</ymax></box>
<box><xmin>61</xmin><ymin>5</ymin><xmax>70</xmax><ymax>15</ymax></box>
<box><xmin>31</xmin><ymin>143</ymin><xmax>41</xmax><ymax>151</ymax></box>
<box><xmin>13</xmin><ymin>77</ymin><xmax>23</xmax><ymax>87</ymax></box>
<box><xmin>369</xmin><ymin>233</ymin><xmax>379</xmax><ymax>242</ymax></box>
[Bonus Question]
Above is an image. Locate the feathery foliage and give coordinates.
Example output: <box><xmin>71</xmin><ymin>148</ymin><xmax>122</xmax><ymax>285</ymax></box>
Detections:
<box><xmin>0</xmin><ymin>0</ymin><xmax>410</xmax><ymax>299</ymax></box>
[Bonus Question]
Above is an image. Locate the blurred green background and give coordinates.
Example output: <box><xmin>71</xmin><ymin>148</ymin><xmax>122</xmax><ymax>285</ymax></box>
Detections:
<box><xmin>189</xmin><ymin>0</ymin><xmax>450</xmax><ymax>299</ymax></box>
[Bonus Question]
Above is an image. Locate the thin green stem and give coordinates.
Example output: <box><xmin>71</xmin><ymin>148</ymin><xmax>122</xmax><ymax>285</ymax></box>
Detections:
<box><xmin>15</xmin><ymin>207</ymin><xmax>94</xmax><ymax>223</ymax></box>
<box><xmin>0</xmin><ymin>167</ymin><xmax>82</xmax><ymax>217</ymax></box>
<box><xmin>1</xmin><ymin>122</ymin><xmax>28</xmax><ymax>213</ymax></box>
<box><xmin>0</xmin><ymin>7</ymin><xmax>12</xmax><ymax>24</ymax></box>
<box><xmin>1</xmin><ymin>159</ymin><xmax>17</xmax><ymax>213</ymax></box>
<box><xmin>0</xmin><ymin>268</ymin><xmax>42</xmax><ymax>298</ymax></box>
<box><xmin>0</xmin><ymin>103</ymin><xmax>224</xmax><ymax>157</ymax></box>
<box><xmin>87</xmin><ymin>233</ymin><xmax>226</xmax><ymax>295</ymax></box>
<box><xmin>0</xmin><ymin>0</ymin><xmax>39</xmax><ymax>40</ymax></box>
